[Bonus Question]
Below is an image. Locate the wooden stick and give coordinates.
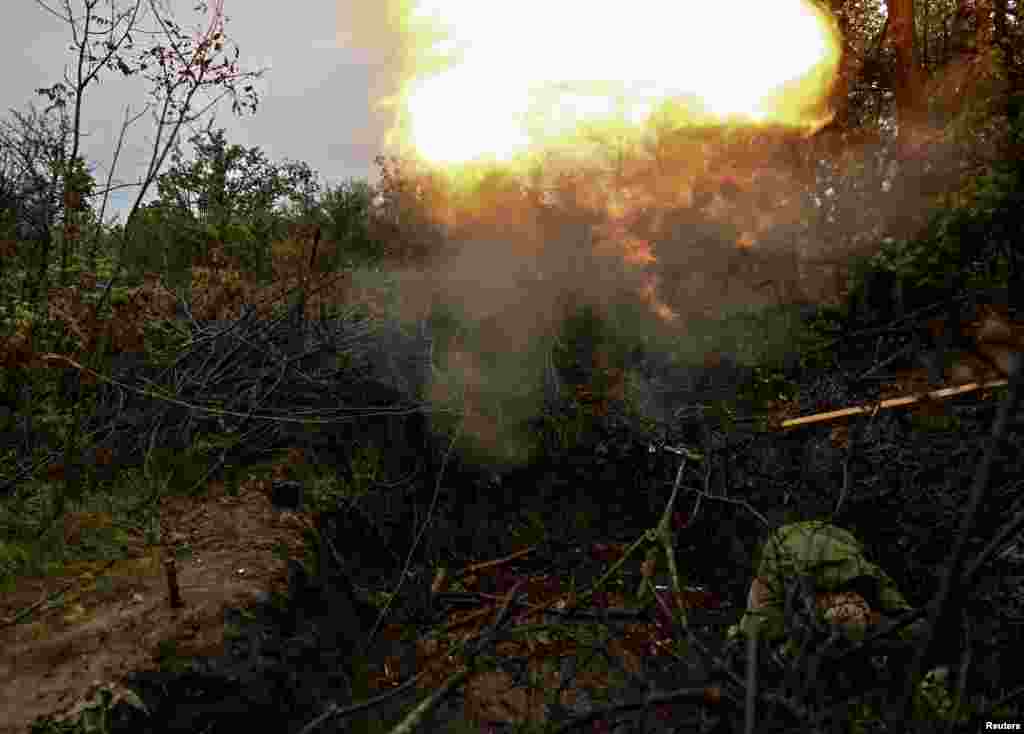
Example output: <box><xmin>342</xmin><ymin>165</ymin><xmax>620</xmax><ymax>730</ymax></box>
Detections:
<box><xmin>780</xmin><ymin>379</ymin><xmax>1009</xmax><ymax>429</ymax></box>
<box><xmin>164</xmin><ymin>557</ymin><xmax>184</xmax><ymax>609</ymax></box>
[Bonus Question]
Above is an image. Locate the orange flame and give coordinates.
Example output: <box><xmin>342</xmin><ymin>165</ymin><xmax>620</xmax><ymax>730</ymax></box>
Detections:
<box><xmin>387</xmin><ymin>0</ymin><xmax>841</xmax><ymax>165</ymax></box>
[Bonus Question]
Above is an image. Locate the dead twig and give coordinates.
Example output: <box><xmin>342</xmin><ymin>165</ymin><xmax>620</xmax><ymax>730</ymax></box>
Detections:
<box><xmin>456</xmin><ymin>546</ymin><xmax>536</xmax><ymax>579</ymax></box>
<box><xmin>780</xmin><ymin>379</ymin><xmax>1008</xmax><ymax>429</ymax></box>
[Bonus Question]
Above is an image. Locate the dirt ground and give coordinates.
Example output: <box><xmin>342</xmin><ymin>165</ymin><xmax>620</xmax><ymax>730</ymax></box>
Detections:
<box><xmin>0</xmin><ymin>481</ymin><xmax>311</xmax><ymax>734</ymax></box>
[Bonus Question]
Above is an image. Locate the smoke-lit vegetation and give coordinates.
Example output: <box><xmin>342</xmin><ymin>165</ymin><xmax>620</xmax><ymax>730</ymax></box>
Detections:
<box><xmin>3</xmin><ymin>0</ymin><xmax>1024</xmax><ymax>732</ymax></box>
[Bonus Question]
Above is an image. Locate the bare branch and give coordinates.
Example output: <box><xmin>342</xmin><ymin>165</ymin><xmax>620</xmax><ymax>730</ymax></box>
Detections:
<box><xmin>93</xmin><ymin>103</ymin><xmax>147</xmax><ymax>234</ymax></box>
<box><xmin>32</xmin><ymin>0</ymin><xmax>73</xmax><ymax>24</ymax></box>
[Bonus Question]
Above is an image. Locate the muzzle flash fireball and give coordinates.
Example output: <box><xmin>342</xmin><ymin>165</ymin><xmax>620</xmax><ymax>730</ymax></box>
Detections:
<box><xmin>389</xmin><ymin>0</ymin><xmax>842</xmax><ymax>166</ymax></box>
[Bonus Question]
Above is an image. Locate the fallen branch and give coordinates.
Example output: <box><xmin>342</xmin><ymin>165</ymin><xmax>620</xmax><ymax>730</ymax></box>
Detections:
<box><xmin>780</xmin><ymin>379</ymin><xmax>1009</xmax><ymax>429</ymax></box>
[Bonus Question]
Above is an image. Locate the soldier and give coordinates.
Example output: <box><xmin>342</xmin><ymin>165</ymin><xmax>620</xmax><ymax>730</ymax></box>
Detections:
<box><xmin>730</xmin><ymin>521</ymin><xmax>918</xmax><ymax>645</ymax></box>
<box><xmin>726</xmin><ymin>521</ymin><xmax>959</xmax><ymax>723</ymax></box>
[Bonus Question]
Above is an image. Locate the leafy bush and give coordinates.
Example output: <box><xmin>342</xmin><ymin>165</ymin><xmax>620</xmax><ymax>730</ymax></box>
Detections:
<box><xmin>0</xmin><ymin>539</ymin><xmax>31</xmax><ymax>591</ymax></box>
<box><xmin>858</xmin><ymin>151</ymin><xmax>1023</xmax><ymax>307</ymax></box>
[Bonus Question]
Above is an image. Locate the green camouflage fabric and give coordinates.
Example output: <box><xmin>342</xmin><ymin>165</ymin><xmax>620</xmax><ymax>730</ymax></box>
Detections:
<box><xmin>738</xmin><ymin>521</ymin><xmax>914</xmax><ymax>642</ymax></box>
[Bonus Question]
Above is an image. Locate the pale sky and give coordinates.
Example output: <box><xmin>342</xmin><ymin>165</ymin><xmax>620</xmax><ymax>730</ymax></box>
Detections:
<box><xmin>3</xmin><ymin>1</ymin><xmax>396</xmax><ymax>224</ymax></box>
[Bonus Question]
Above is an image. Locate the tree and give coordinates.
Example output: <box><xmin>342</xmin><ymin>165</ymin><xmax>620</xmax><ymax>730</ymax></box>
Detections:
<box><xmin>150</xmin><ymin>125</ymin><xmax>322</xmax><ymax>277</ymax></box>
<box><xmin>0</xmin><ymin>102</ymin><xmax>98</xmax><ymax>304</ymax></box>
<box><xmin>318</xmin><ymin>178</ymin><xmax>383</xmax><ymax>268</ymax></box>
<box><xmin>369</xmin><ymin>154</ymin><xmax>449</xmax><ymax>267</ymax></box>
<box><xmin>32</xmin><ymin>0</ymin><xmax>265</xmax><ymax>315</ymax></box>
<box><xmin>885</xmin><ymin>0</ymin><xmax>926</xmax><ymax>148</ymax></box>
<box><xmin>158</xmin><ymin>126</ymin><xmax>279</xmax><ymax>226</ymax></box>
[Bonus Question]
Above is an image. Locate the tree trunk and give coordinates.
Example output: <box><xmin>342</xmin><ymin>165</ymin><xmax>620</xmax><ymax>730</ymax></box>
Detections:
<box><xmin>826</xmin><ymin>0</ymin><xmax>854</xmax><ymax>129</ymax></box>
<box><xmin>883</xmin><ymin>0</ymin><xmax>932</xmax><ymax>241</ymax></box>
<box><xmin>921</xmin><ymin>0</ymin><xmax>930</xmax><ymax>70</ymax></box>
<box><xmin>886</xmin><ymin>0</ymin><xmax>926</xmax><ymax>148</ymax></box>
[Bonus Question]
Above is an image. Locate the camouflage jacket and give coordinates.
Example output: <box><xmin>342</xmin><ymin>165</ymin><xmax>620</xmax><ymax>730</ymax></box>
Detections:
<box><xmin>737</xmin><ymin>521</ymin><xmax>915</xmax><ymax>642</ymax></box>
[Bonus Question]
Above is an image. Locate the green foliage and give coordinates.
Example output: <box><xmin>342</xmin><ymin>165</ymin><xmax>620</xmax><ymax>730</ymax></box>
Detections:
<box><xmin>62</xmin><ymin>156</ymin><xmax>97</xmax><ymax>208</ymax></box>
<box><xmin>789</xmin><ymin>318</ymin><xmax>843</xmax><ymax>372</ymax></box>
<box><xmin>209</xmin><ymin>219</ymin><xmax>262</xmax><ymax>270</ymax></box>
<box><xmin>320</xmin><ymin>179</ymin><xmax>383</xmax><ymax>268</ymax></box>
<box><xmin>121</xmin><ymin>202</ymin><xmax>204</xmax><ymax>279</ymax></box>
<box><xmin>534</xmin><ymin>405</ymin><xmax>587</xmax><ymax>455</ymax></box>
<box><xmin>510</xmin><ymin>509</ymin><xmax>548</xmax><ymax>547</ymax></box>
<box><xmin>426</xmin><ymin>300</ymin><xmax>465</xmax><ymax>359</ymax></box>
<box><xmin>909</xmin><ymin>411</ymin><xmax>961</xmax><ymax>433</ymax></box>
<box><xmin>738</xmin><ymin>365</ymin><xmax>797</xmax><ymax>412</ymax></box>
<box><xmin>144</xmin><ymin>431</ymin><xmax>238</xmax><ymax>496</ymax></box>
<box><xmin>301</xmin><ymin>447</ymin><xmax>385</xmax><ymax>515</ymax></box>
<box><xmin>156</xmin><ymin>128</ymin><xmax>309</xmax><ymax>225</ymax></box>
<box><xmin>0</xmin><ymin>300</ymin><xmax>38</xmax><ymax>345</ymax></box>
<box><xmin>551</xmin><ymin>302</ymin><xmax>611</xmax><ymax>382</ymax></box>
<box><xmin>154</xmin><ymin>639</ymin><xmax>190</xmax><ymax>674</ymax></box>
<box><xmin>698</xmin><ymin>307</ymin><xmax>800</xmax><ymax>368</ymax></box>
<box><xmin>0</xmin><ymin>201</ymin><xmax>16</xmax><ymax>241</ymax></box>
<box><xmin>842</xmin><ymin>667</ymin><xmax>975</xmax><ymax>733</ymax></box>
<box><xmin>349</xmin><ymin>445</ymin><xmax>383</xmax><ymax>491</ymax></box>
<box><xmin>142</xmin><ymin>318</ymin><xmax>192</xmax><ymax>368</ymax></box>
<box><xmin>29</xmin><ymin>715</ymin><xmax>87</xmax><ymax>734</ymax></box>
<box><xmin>132</xmin><ymin>127</ymin><xmax>325</xmax><ymax>281</ymax></box>
<box><xmin>0</xmin><ymin>539</ymin><xmax>31</xmax><ymax>591</ymax></box>
<box><xmin>573</xmin><ymin>507</ymin><xmax>594</xmax><ymax>531</ymax></box>
<box><xmin>864</xmin><ymin>154</ymin><xmax>1023</xmax><ymax>298</ymax></box>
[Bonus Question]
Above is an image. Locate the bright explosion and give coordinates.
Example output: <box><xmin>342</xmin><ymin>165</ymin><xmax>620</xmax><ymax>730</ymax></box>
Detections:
<box><xmin>391</xmin><ymin>0</ymin><xmax>842</xmax><ymax>165</ymax></box>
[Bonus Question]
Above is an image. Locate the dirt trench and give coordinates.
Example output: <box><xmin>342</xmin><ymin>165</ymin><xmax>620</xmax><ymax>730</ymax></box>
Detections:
<box><xmin>0</xmin><ymin>482</ymin><xmax>311</xmax><ymax>734</ymax></box>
